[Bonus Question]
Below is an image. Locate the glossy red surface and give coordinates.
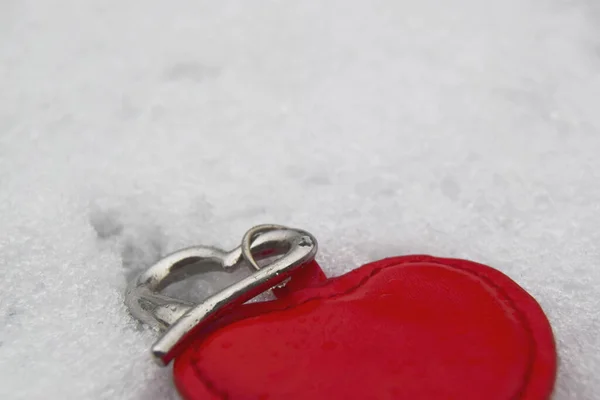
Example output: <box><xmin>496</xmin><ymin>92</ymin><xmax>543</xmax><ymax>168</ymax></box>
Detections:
<box><xmin>174</xmin><ymin>256</ymin><xmax>556</xmax><ymax>400</ymax></box>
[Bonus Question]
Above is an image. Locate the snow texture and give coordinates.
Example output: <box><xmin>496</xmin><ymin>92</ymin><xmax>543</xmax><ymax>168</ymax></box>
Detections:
<box><xmin>1</xmin><ymin>0</ymin><xmax>599</xmax><ymax>399</ymax></box>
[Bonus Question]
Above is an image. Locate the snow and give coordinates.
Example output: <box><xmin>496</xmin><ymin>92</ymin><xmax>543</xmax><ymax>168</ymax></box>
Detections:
<box><xmin>1</xmin><ymin>0</ymin><xmax>599</xmax><ymax>398</ymax></box>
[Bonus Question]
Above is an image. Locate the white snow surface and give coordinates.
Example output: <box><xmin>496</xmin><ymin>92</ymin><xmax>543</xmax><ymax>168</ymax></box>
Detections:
<box><xmin>1</xmin><ymin>0</ymin><xmax>600</xmax><ymax>399</ymax></box>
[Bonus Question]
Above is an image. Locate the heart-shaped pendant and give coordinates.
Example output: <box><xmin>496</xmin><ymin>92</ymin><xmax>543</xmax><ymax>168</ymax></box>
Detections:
<box><xmin>126</xmin><ymin>225</ymin><xmax>556</xmax><ymax>400</ymax></box>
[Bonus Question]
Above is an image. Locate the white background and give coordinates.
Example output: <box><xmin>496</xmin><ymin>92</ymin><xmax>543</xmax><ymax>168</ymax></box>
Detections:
<box><xmin>1</xmin><ymin>0</ymin><xmax>599</xmax><ymax>398</ymax></box>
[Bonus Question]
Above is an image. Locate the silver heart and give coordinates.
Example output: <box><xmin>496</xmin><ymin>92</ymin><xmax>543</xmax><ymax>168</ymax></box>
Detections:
<box><xmin>125</xmin><ymin>224</ymin><xmax>318</xmax><ymax>365</ymax></box>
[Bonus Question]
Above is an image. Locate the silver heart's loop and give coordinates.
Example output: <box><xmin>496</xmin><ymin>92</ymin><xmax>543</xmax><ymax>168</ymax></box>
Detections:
<box><xmin>124</xmin><ymin>224</ymin><xmax>318</xmax><ymax>366</ymax></box>
<box><xmin>241</xmin><ymin>224</ymin><xmax>316</xmax><ymax>271</ymax></box>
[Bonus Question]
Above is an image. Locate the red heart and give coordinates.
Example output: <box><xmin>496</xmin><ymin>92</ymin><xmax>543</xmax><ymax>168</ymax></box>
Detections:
<box><xmin>173</xmin><ymin>256</ymin><xmax>556</xmax><ymax>400</ymax></box>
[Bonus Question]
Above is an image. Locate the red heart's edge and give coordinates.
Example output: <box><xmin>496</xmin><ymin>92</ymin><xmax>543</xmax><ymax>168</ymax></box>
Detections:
<box><xmin>173</xmin><ymin>256</ymin><xmax>557</xmax><ymax>400</ymax></box>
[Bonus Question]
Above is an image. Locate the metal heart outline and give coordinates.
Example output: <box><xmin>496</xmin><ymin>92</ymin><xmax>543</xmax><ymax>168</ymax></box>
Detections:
<box><xmin>125</xmin><ymin>225</ymin><xmax>317</xmax><ymax>365</ymax></box>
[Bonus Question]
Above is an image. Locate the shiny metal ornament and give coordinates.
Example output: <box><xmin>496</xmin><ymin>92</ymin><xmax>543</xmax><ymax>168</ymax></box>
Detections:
<box><xmin>125</xmin><ymin>224</ymin><xmax>317</xmax><ymax>365</ymax></box>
